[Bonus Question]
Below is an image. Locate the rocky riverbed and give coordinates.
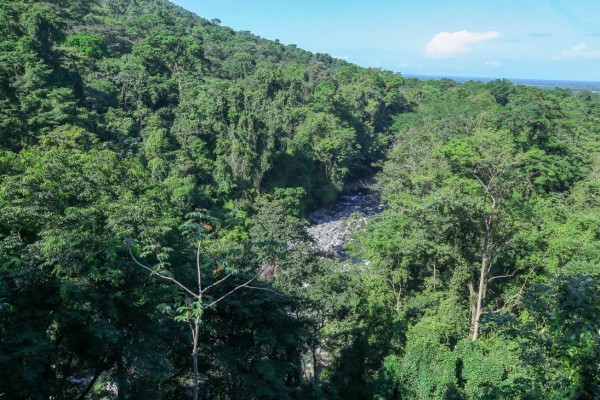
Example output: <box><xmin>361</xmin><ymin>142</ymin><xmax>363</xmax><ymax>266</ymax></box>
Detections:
<box><xmin>307</xmin><ymin>182</ymin><xmax>383</xmax><ymax>258</ymax></box>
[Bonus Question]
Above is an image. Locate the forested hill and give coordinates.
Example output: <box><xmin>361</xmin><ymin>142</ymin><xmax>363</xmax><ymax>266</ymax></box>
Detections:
<box><xmin>1</xmin><ymin>0</ymin><xmax>600</xmax><ymax>399</ymax></box>
<box><xmin>1</xmin><ymin>0</ymin><xmax>409</xmax><ymax>207</ymax></box>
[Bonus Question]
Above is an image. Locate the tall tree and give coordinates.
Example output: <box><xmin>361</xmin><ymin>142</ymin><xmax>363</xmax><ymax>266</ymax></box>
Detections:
<box><xmin>440</xmin><ymin>129</ymin><xmax>533</xmax><ymax>340</ymax></box>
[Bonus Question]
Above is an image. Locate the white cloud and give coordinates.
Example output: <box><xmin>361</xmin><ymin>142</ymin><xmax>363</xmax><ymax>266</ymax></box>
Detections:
<box><xmin>399</xmin><ymin>62</ymin><xmax>410</xmax><ymax>68</ymax></box>
<box><xmin>425</xmin><ymin>30</ymin><xmax>500</xmax><ymax>58</ymax></box>
<box><xmin>485</xmin><ymin>60</ymin><xmax>501</xmax><ymax>68</ymax></box>
<box><xmin>549</xmin><ymin>43</ymin><xmax>600</xmax><ymax>60</ymax></box>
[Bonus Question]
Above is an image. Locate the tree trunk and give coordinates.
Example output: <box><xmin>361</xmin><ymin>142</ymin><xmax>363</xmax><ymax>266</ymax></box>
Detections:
<box><xmin>471</xmin><ymin>226</ymin><xmax>491</xmax><ymax>341</ymax></box>
<box><xmin>77</xmin><ymin>356</ymin><xmax>106</xmax><ymax>400</ymax></box>
<box><xmin>78</xmin><ymin>371</ymin><xmax>101</xmax><ymax>400</ymax></box>
<box><xmin>471</xmin><ymin>253</ymin><xmax>488</xmax><ymax>340</ymax></box>
<box><xmin>192</xmin><ymin>322</ymin><xmax>200</xmax><ymax>400</ymax></box>
<box><xmin>468</xmin><ymin>280</ymin><xmax>477</xmax><ymax>334</ymax></box>
<box><xmin>312</xmin><ymin>344</ymin><xmax>318</xmax><ymax>385</ymax></box>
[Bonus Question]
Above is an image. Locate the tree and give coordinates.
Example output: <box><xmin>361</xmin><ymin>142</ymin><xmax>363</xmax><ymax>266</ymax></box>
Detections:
<box><xmin>440</xmin><ymin>129</ymin><xmax>533</xmax><ymax>340</ymax></box>
<box><xmin>64</xmin><ymin>33</ymin><xmax>110</xmax><ymax>59</ymax></box>
<box><xmin>375</xmin><ymin>127</ymin><xmax>535</xmax><ymax>341</ymax></box>
<box><xmin>125</xmin><ymin>212</ymin><xmax>280</xmax><ymax>400</ymax></box>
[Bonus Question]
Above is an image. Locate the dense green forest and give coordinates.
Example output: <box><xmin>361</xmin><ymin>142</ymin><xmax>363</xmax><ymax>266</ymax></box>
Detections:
<box><xmin>0</xmin><ymin>0</ymin><xmax>599</xmax><ymax>398</ymax></box>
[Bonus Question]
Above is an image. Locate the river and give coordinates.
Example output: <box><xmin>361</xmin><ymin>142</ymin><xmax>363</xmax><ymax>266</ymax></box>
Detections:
<box><xmin>306</xmin><ymin>181</ymin><xmax>382</xmax><ymax>258</ymax></box>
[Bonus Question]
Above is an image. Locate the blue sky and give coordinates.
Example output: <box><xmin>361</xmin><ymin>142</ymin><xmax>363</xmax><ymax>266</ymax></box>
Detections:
<box><xmin>172</xmin><ymin>0</ymin><xmax>600</xmax><ymax>81</ymax></box>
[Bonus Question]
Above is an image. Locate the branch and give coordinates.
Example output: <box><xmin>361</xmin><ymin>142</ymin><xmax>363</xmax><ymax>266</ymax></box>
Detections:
<box><xmin>487</xmin><ymin>269</ymin><xmax>518</xmax><ymax>283</ymax></box>
<box><xmin>126</xmin><ymin>244</ymin><xmax>200</xmax><ymax>300</ymax></box>
<box><xmin>472</xmin><ymin>169</ymin><xmax>489</xmax><ymax>193</ymax></box>
<box><xmin>206</xmin><ymin>273</ymin><xmax>261</xmax><ymax>308</ymax></box>
<box><xmin>527</xmin><ymin>170</ymin><xmax>541</xmax><ymax>181</ymax></box>
<box><xmin>492</xmin><ymin>230</ymin><xmax>518</xmax><ymax>251</ymax></box>
<box><xmin>484</xmin><ymin>165</ymin><xmax>498</xmax><ymax>180</ymax></box>
<box><xmin>484</xmin><ymin>308</ymin><xmax>504</xmax><ymax>315</ymax></box>
<box><xmin>473</xmin><ymin>169</ymin><xmax>496</xmax><ymax>209</ymax></box>
<box><xmin>245</xmin><ymin>286</ymin><xmax>284</xmax><ymax>296</ymax></box>
<box><xmin>502</xmin><ymin>265</ymin><xmax>537</xmax><ymax>310</ymax></box>
<box><xmin>201</xmin><ymin>273</ymin><xmax>232</xmax><ymax>294</ymax></box>
<box><xmin>487</xmin><ymin>265</ymin><xmax>538</xmax><ymax>315</ymax></box>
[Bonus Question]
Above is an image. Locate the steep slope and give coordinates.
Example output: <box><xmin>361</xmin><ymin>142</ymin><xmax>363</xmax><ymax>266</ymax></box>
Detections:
<box><xmin>0</xmin><ymin>0</ymin><xmax>409</xmax><ymax>206</ymax></box>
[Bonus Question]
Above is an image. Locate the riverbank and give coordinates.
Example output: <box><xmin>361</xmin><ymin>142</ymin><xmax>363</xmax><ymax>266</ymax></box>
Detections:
<box><xmin>307</xmin><ymin>182</ymin><xmax>382</xmax><ymax>257</ymax></box>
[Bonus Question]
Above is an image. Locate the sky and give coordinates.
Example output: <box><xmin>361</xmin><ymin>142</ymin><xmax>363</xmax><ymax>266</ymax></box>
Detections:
<box><xmin>171</xmin><ymin>0</ymin><xmax>600</xmax><ymax>81</ymax></box>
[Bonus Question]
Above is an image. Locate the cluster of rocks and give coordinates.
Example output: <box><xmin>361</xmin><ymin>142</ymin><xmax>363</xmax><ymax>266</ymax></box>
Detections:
<box><xmin>307</xmin><ymin>185</ymin><xmax>383</xmax><ymax>258</ymax></box>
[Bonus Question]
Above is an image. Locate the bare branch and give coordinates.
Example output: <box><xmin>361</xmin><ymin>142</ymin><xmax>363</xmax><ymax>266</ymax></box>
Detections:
<box><xmin>486</xmin><ymin>265</ymin><xmax>538</xmax><ymax>315</ymax></box>
<box><xmin>201</xmin><ymin>273</ymin><xmax>232</xmax><ymax>294</ymax></box>
<box><xmin>487</xmin><ymin>269</ymin><xmax>518</xmax><ymax>283</ymax></box>
<box><xmin>485</xmin><ymin>308</ymin><xmax>504</xmax><ymax>315</ymax></box>
<box><xmin>485</xmin><ymin>165</ymin><xmax>498</xmax><ymax>181</ymax></box>
<box><xmin>245</xmin><ymin>286</ymin><xmax>284</xmax><ymax>296</ymax></box>
<box><xmin>206</xmin><ymin>273</ymin><xmax>261</xmax><ymax>308</ymax></box>
<box><xmin>502</xmin><ymin>265</ymin><xmax>538</xmax><ymax>310</ymax></box>
<box><xmin>126</xmin><ymin>244</ymin><xmax>200</xmax><ymax>300</ymax></box>
<box><xmin>472</xmin><ymin>169</ymin><xmax>489</xmax><ymax>193</ymax></box>
<box><xmin>473</xmin><ymin>169</ymin><xmax>496</xmax><ymax>209</ymax></box>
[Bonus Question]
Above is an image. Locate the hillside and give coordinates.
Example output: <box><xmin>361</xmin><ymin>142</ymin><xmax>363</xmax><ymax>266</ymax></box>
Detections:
<box><xmin>1</xmin><ymin>1</ymin><xmax>599</xmax><ymax>399</ymax></box>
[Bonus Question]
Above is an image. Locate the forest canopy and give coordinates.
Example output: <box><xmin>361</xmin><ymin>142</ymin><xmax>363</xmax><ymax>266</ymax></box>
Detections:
<box><xmin>0</xmin><ymin>1</ymin><xmax>599</xmax><ymax>399</ymax></box>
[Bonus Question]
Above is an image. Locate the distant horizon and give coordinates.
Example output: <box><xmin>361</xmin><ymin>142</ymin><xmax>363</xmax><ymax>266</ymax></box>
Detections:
<box><xmin>402</xmin><ymin>74</ymin><xmax>600</xmax><ymax>93</ymax></box>
<box><xmin>172</xmin><ymin>0</ymin><xmax>600</xmax><ymax>82</ymax></box>
<box><xmin>402</xmin><ymin>73</ymin><xmax>600</xmax><ymax>84</ymax></box>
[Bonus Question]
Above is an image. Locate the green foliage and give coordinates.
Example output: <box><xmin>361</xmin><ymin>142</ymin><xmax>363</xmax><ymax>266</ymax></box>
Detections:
<box><xmin>390</xmin><ymin>320</ymin><xmax>460</xmax><ymax>399</ymax></box>
<box><xmin>296</xmin><ymin>112</ymin><xmax>360</xmax><ymax>190</ymax></box>
<box><xmin>518</xmin><ymin>275</ymin><xmax>600</xmax><ymax>398</ymax></box>
<box><xmin>1</xmin><ymin>0</ymin><xmax>599</xmax><ymax>398</ymax></box>
<box><xmin>349</xmin><ymin>78</ymin><xmax>600</xmax><ymax>399</ymax></box>
<box><xmin>64</xmin><ymin>32</ymin><xmax>110</xmax><ymax>59</ymax></box>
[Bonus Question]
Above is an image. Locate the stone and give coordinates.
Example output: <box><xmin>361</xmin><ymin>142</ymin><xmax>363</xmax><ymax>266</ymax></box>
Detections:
<box><xmin>306</xmin><ymin>183</ymin><xmax>382</xmax><ymax>258</ymax></box>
